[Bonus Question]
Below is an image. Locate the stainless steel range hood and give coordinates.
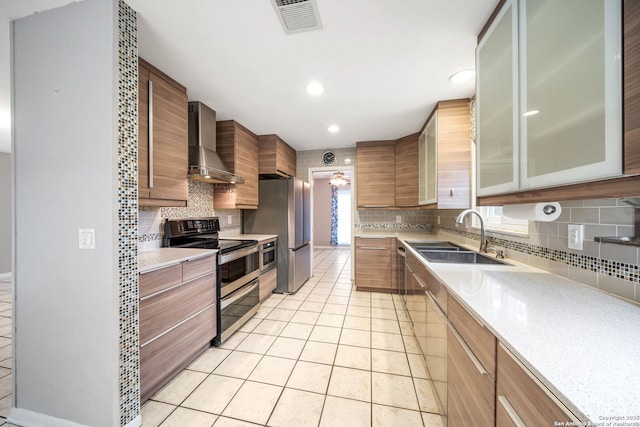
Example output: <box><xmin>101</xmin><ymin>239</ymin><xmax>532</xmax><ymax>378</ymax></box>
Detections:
<box><xmin>188</xmin><ymin>101</ymin><xmax>244</xmax><ymax>184</ymax></box>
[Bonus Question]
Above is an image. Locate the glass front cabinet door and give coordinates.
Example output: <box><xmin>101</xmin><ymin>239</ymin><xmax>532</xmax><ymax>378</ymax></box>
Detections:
<box><xmin>476</xmin><ymin>0</ymin><xmax>622</xmax><ymax>197</ymax></box>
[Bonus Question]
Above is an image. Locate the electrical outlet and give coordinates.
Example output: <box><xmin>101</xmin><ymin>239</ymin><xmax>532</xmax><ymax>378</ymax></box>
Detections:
<box><xmin>228</xmin><ymin>215</ymin><xmax>233</xmax><ymax>225</ymax></box>
<box><xmin>437</xmin><ymin>216</ymin><xmax>441</xmax><ymax>225</ymax></box>
<box><xmin>396</xmin><ymin>215</ymin><xmax>402</xmax><ymax>223</ymax></box>
<box><xmin>568</xmin><ymin>224</ymin><xmax>584</xmax><ymax>250</ymax></box>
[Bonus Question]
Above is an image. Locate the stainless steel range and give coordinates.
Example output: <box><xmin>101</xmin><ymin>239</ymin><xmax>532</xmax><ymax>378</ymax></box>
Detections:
<box><xmin>163</xmin><ymin>217</ymin><xmax>259</xmax><ymax>345</ymax></box>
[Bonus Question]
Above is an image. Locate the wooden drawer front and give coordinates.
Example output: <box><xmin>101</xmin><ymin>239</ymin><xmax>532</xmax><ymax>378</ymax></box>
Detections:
<box><xmin>355</xmin><ymin>238</ymin><xmax>392</xmax><ymax>289</ymax></box>
<box><xmin>183</xmin><ymin>255</ymin><xmax>216</xmax><ymax>282</ymax></box>
<box><xmin>448</xmin><ymin>324</ymin><xmax>495</xmax><ymax>427</ymax></box>
<box><xmin>140</xmin><ymin>273</ymin><xmax>216</xmax><ymax>345</ymax></box>
<box><xmin>408</xmin><ymin>255</ymin><xmax>448</xmax><ymax>315</ymax></box>
<box><xmin>448</xmin><ymin>295</ymin><xmax>496</xmax><ymax>378</ymax></box>
<box><xmin>140</xmin><ymin>263</ymin><xmax>182</xmax><ymax>298</ymax></box>
<box><xmin>259</xmin><ymin>268</ymin><xmax>277</xmax><ymax>301</ymax></box>
<box><xmin>497</xmin><ymin>344</ymin><xmax>581</xmax><ymax>426</ymax></box>
<box><xmin>141</xmin><ymin>305</ymin><xmax>216</xmax><ymax>402</ymax></box>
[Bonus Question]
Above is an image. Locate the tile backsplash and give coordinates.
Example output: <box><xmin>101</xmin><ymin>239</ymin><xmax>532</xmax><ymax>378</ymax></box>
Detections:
<box><xmin>428</xmin><ymin>199</ymin><xmax>639</xmax><ymax>304</ymax></box>
<box><xmin>138</xmin><ymin>180</ymin><xmax>242</xmax><ymax>250</ymax></box>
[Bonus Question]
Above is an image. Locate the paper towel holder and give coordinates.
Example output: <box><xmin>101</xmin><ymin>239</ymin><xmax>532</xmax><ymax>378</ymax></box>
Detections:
<box><xmin>542</xmin><ymin>205</ymin><xmax>557</xmax><ymax>215</ymax></box>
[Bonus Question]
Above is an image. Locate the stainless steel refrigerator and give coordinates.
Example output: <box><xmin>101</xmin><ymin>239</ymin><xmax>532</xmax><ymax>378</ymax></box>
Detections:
<box><xmin>243</xmin><ymin>178</ymin><xmax>311</xmax><ymax>293</ymax></box>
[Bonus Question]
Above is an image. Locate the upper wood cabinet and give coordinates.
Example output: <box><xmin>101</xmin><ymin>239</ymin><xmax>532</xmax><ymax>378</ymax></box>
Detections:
<box><xmin>258</xmin><ymin>134</ymin><xmax>297</xmax><ymax>178</ymax></box>
<box><xmin>138</xmin><ymin>58</ymin><xmax>189</xmax><ymax>207</ymax></box>
<box><xmin>395</xmin><ymin>133</ymin><xmax>420</xmax><ymax>208</ymax></box>
<box><xmin>214</xmin><ymin>120</ymin><xmax>259</xmax><ymax>209</ymax></box>
<box><xmin>419</xmin><ymin>100</ymin><xmax>472</xmax><ymax>209</ymax></box>
<box><xmin>476</xmin><ymin>0</ymin><xmax>631</xmax><ymax>202</ymax></box>
<box><xmin>356</xmin><ymin>140</ymin><xmax>396</xmax><ymax>208</ymax></box>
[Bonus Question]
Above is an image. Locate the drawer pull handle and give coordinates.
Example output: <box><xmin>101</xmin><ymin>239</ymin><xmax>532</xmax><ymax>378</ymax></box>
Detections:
<box><xmin>498</xmin><ymin>395</ymin><xmax>526</xmax><ymax>427</ymax></box>
<box><xmin>360</xmin><ymin>246</ymin><xmax>386</xmax><ymax>250</ymax></box>
<box><xmin>451</xmin><ymin>324</ymin><xmax>488</xmax><ymax>376</ymax></box>
<box><xmin>148</xmin><ymin>79</ymin><xmax>154</xmax><ymax>189</ymax></box>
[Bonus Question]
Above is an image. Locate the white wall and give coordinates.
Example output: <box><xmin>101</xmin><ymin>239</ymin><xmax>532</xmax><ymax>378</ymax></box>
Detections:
<box><xmin>12</xmin><ymin>0</ymin><xmax>121</xmax><ymax>425</ymax></box>
<box><xmin>0</xmin><ymin>153</ymin><xmax>10</xmax><ymax>274</ymax></box>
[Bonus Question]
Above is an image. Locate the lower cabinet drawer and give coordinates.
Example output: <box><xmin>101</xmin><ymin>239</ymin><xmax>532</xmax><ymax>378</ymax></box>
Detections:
<box><xmin>448</xmin><ymin>324</ymin><xmax>495</xmax><ymax>427</ymax></box>
<box><xmin>496</xmin><ymin>343</ymin><xmax>581</xmax><ymax>426</ymax></box>
<box><xmin>183</xmin><ymin>255</ymin><xmax>216</xmax><ymax>282</ymax></box>
<box><xmin>139</xmin><ymin>263</ymin><xmax>182</xmax><ymax>298</ymax></box>
<box><xmin>259</xmin><ymin>268</ymin><xmax>277</xmax><ymax>301</ymax></box>
<box><xmin>449</xmin><ymin>295</ymin><xmax>496</xmax><ymax>378</ymax></box>
<box><xmin>140</xmin><ymin>272</ymin><xmax>216</xmax><ymax>345</ymax></box>
<box><xmin>140</xmin><ymin>304</ymin><xmax>216</xmax><ymax>402</ymax></box>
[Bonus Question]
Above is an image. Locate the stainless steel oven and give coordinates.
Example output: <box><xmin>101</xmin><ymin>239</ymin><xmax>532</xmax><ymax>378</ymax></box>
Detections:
<box><xmin>259</xmin><ymin>239</ymin><xmax>277</xmax><ymax>273</ymax></box>
<box><xmin>220</xmin><ymin>278</ymin><xmax>260</xmax><ymax>342</ymax></box>
<box><xmin>163</xmin><ymin>217</ymin><xmax>261</xmax><ymax>346</ymax></box>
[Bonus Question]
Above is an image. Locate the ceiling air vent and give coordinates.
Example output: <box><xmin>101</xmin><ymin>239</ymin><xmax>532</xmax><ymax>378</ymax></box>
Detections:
<box><xmin>270</xmin><ymin>0</ymin><xmax>323</xmax><ymax>34</ymax></box>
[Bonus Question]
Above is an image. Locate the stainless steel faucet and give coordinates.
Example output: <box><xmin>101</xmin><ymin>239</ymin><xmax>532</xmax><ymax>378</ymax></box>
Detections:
<box><xmin>456</xmin><ymin>209</ymin><xmax>487</xmax><ymax>253</ymax></box>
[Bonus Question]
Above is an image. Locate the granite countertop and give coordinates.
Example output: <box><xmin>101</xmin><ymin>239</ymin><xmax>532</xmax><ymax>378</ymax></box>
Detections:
<box><xmin>138</xmin><ymin>248</ymin><xmax>218</xmax><ymax>273</ymax></box>
<box><xmin>400</xmin><ymin>238</ymin><xmax>640</xmax><ymax>423</ymax></box>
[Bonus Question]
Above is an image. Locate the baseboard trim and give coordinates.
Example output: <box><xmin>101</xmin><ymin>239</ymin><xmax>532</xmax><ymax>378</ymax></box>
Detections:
<box><xmin>9</xmin><ymin>407</ymin><xmax>96</xmax><ymax>427</ymax></box>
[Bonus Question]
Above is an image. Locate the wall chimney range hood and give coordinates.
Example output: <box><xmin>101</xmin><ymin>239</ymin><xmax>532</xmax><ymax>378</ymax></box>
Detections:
<box><xmin>188</xmin><ymin>101</ymin><xmax>244</xmax><ymax>184</ymax></box>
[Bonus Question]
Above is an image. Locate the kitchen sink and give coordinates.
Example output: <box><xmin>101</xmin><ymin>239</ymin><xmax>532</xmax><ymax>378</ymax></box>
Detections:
<box><xmin>418</xmin><ymin>250</ymin><xmax>511</xmax><ymax>265</ymax></box>
<box><xmin>407</xmin><ymin>241</ymin><xmax>464</xmax><ymax>251</ymax></box>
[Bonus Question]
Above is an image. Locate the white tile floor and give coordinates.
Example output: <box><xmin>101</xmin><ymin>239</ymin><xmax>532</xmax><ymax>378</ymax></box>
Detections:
<box><xmin>0</xmin><ymin>276</ymin><xmax>12</xmax><ymax>425</ymax></box>
<box><xmin>143</xmin><ymin>248</ymin><xmax>446</xmax><ymax>427</ymax></box>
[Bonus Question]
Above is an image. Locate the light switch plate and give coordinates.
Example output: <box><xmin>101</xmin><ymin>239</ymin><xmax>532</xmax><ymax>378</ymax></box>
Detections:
<box><xmin>396</xmin><ymin>215</ymin><xmax>402</xmax><ymax>223</ymax></box>
<box><xmin>568</xmin><ymin>224</ymin><xmax>584</xmax><ymax>250</ymax></box>
<box><xmin>79</xmin><ymin>228</ymin><xmax>95</xmax><ymax>249</ymax></box>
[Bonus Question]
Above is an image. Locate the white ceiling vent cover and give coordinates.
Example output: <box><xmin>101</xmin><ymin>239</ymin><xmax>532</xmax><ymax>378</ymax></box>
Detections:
<box><xmin>271</xmin><ymin>0</ymin><xmax>323</xmax><ymax>34</ymax></box>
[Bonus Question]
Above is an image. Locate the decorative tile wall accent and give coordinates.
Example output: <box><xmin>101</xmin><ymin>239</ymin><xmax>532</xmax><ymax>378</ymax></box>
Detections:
<box><xmin>138</xmin><ymin>181</ymin><xmax>244</xmax><ymax>246</ymax></box>
<box><xmin>438</xmin><ymin>226</ymin><xmax>640</xmax><ymax>284</ymax></box>
<box><xmin>160</xmin><ymin>180</ymin><xmax>215</xmax><ymax>219</ymax></box>
<box><xmin>358</xmin><ymin>223</ymin><xmax>434</xmax><ymax>231</ymax></box>
<box><xmin>356</xmin><ymin>209</ymin><xmax>432</xmax><ymax>227</ymax></box>
<box><xmin>117</xmin><ymin>1</ymin><xmax>139</xmax><ymax>425</ymax></box>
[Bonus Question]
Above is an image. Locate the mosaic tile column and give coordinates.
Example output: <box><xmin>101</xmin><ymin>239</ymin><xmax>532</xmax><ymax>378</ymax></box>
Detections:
<box><xmin>118</xmin><ymin>1</ymin><xmax>139</xmax><ymax>425</ymax></box>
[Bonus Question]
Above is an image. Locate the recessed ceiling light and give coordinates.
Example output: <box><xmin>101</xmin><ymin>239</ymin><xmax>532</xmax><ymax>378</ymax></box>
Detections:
<box><xmin>328</xmin><ymin>124</ymin><xmax>340</xmax><ymax>133</ymax></box>
<box><xmin>344</xmin><ymin>158</ymin><xmax>352</xmax><ymax>164</ymax></box>
<box><xmin>449</xmin><ymin>69</ymin><xmax>475</xmax><ymax>84</ymax></box>
<box><xmin>306</xmin><ymin>81</ymin><xmax>324</xmax><ymax>95</ymax></box>
<box><xmin>523</xmin><ymin>110</ymin><xmax>540</xmax><ymax>117</ymax></box>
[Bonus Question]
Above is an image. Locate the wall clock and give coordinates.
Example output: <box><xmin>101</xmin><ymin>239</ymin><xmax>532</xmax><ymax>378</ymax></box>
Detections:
<box><xmin>322</xmin><ymin>151</ymin><xmax>336</xmax><ymax>166</ymax></box>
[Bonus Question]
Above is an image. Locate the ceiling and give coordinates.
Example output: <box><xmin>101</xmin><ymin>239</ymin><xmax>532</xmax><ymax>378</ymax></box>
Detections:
<box><xmin>0</xmin><ymin>0</ymin><xmax>497</xmax><ymax>153</ymax></box>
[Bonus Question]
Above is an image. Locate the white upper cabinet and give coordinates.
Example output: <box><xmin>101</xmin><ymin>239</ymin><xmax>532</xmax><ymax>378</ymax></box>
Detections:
<box><xmin>477</xmin><ymin>0</ymin><xmax>519</xmax><ymax>196</ymax></box>
<box><xmin>419</xmin><ymin>113</ymin><xmax>438</xmax><ymax>205</ymax></box>
<box><xmin>477</xmin><ymin>0</ymin><xmax>622</xmax><ymax>197</ymax></box>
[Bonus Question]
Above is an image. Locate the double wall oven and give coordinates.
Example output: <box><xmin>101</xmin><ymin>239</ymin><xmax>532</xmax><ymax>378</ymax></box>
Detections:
<box><xmin>163</xmin><ymin>217</ymin><xmax>260</xmax><ymax>345</ymax></box>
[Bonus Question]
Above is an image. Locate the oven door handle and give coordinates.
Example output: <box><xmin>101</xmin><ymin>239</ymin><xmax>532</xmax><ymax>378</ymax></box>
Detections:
<box><xmin>221</xmin><ymin>279</ymin><xmax>259</xmax><ymax>309</ymax></box>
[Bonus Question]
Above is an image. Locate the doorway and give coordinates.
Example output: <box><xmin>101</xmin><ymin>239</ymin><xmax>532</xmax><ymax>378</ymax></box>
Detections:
<box><xmin>309</xmin><ymin>167</ymin><xmax>354</xmax><ymax>250</ymax></box>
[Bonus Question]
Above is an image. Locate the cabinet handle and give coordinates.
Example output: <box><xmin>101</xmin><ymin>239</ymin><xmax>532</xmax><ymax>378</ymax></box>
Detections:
<box><xmin>148</xmin><ymin>79</ymin><xmax>154</xmax><ymax>189</ymax></box>
<box><xmin>449</xmin><ymin>188</ymin><xmax>454</xmax><ymax>197</ymax></box>
<box><xmin>497</xmin><ymin>395</ymin><xmax>526</xmax><ymax>427</ymax></box>
<box><xmin>414</xmin><ymin>274</ymin><xmax>426</xmax><ymax>289</ymax></box>
<box><xmin>363</xmin><ymin>205</ymin><xmax>390</xmax><ymax>208</ymax></box>
<box><xmin>359</xmin><ymin>246</ymin><xmax>386</xmax><ymax>250</ymax></box>
<box><xmin>450</xmin><ymin>324</ymin><xmax>488</xmax><ymax>376</ymax></box>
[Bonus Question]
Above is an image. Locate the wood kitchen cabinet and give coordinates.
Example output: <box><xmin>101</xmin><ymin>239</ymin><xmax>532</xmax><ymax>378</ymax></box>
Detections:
<box><xmin>496</xmin><ymin>343</ymin><xmax>582</xmax><ymax>426</ymax></box>
<box><xmin>356</xmin><ymin>141</ymin><xmax>396</xmax><ymax>209</ymax></box>
<box><xmin>419</xmin><ymin>99</ymin><xmax>472</xmax><ymax>209</ymax></box>
<box><xmin>214</xmin><ymin>120</ymin><xmax>259</xmax><ymax>209</ymax></box>
<box><xmin>447</xmin><ymin>295</ymin><xmax>496</xmax><ymax>427</ymax></box>
<box><xmin>258</xmin><ymin>134</ymin><xmax>297</xmax><ymax>178</ymax></box>
<box><xmin>138</xmin><ymin>58</ymin><xmax>189</xmax><ymax>207</ymax></box>
<box><xmin>139</xmin><ymin>254</ymin><xmax>217</xmax><ymax>402</ymax></box>
<box><xmin>354</xmin><ymin>237</ymin><xmax>396</xmax><ymax>291</ymax></box>
<box><xmin>395</xmin><ymin>133</ymin><xmax>420</xmax><ymax>208</ymax></box>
